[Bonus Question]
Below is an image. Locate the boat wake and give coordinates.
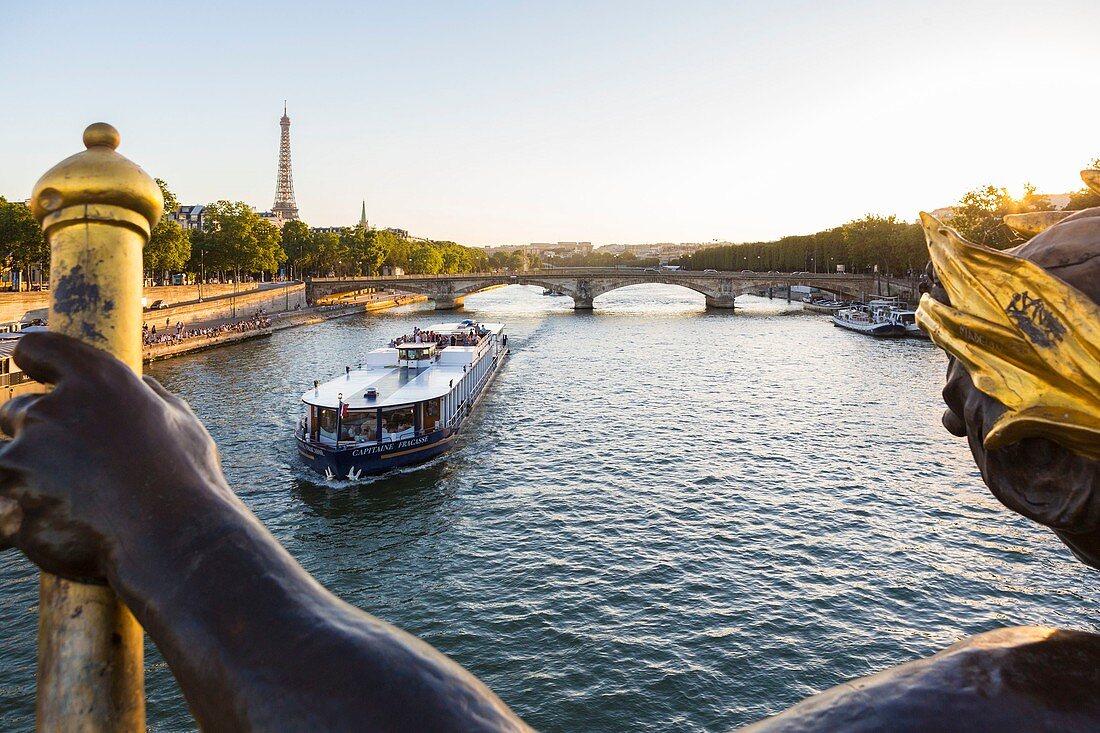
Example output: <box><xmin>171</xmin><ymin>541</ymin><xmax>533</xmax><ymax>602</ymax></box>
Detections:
<box><xmin>290</xmin><ymin>450</ymin><xmax>454</xmax><ymax>490</ymax></box>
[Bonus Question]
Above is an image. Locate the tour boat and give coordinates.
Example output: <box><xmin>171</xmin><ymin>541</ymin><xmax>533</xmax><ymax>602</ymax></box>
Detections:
<box><xmin>831</xmin><ymin>304</ymin><xmax>906</xmax><ymax>337</ymax></box>
<box><xmin>296</xmin><ymin>319</ymin><xmax>508</xmax><ymax>480</ymax></box>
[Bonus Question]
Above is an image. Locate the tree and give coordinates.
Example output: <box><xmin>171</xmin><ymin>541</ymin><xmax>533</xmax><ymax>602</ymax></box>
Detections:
<box><xmin>360</xmin><ymin>230</ymin><xmax>389</xmax><ymax>276</ymax></box>
<box><xmin>200</xmin><ymin>201</ymin><xmax>284</xmax><ymax>280</ymax></box>
<box><xmin>251</xmin><ymin>219</ymin><xmax>286</xmax><ymax>279</ymax></box>
<box><xmin>280</xmin><ymin>219</ymin><xmax>313</xmax><ymax>280</ymax></box>
<box><xmin>408</xmin><ymin>242</ymin><xmax>444</xmax><ymax>274</ymax></box>
<box><xmin>338</xmin><ymin>226</ymin><xmax>364</xmax><ymax>275</ymax></box>
<box><xmin>144</xmin><ymin>179</ymin><xmax>191</xmax><ymax>282</ymax></box>
<box><xmin>1064</xmin><ymin>157</ymin><xmax>1100</xmax><ymax>211</ymax></box>
<box><xmin>0</xmin><ymin>197</ymin><xmax>47</xmax><ymax>290</ymax></box>
<box><xmin>310</xmin><ymin>231</ymin><xmax>342</xmax><ymax>276</ymax></box>
<box><xmin>949</xmin><ymin>184</ymin><xmax>1052</xmax><ymax>249</ymax></box>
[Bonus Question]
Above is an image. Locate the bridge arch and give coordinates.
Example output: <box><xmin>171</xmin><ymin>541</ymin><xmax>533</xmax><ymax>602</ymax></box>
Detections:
<box><xmin>305</xmin><ymin>271</ymin><xmax>913</xmax><ymax>311</ymax></box>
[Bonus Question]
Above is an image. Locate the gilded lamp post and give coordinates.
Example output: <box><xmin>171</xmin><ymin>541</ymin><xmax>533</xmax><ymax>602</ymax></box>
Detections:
<box><xmin>29</xmin><ymin>123</ymin><xmax>162</xmax><ymax>731</ymax></box>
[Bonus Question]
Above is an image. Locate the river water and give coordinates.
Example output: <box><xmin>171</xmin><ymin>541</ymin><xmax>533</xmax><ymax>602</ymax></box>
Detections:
<box><xmin>1</xmin><ymin>285</ymin><xmax>1097</xmax><ymax>731</ymax></box>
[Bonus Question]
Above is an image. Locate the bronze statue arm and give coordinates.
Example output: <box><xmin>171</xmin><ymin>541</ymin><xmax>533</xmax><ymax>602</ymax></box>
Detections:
<box><xmin>0</xmin><ymin>332</ymin><xmax>531</xmax><ymax>732</ymax></box>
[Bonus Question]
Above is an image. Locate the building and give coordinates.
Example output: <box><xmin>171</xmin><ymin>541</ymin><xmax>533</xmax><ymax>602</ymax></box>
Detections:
<box><xmin>257</xmin><ymin>210</ymin><xmax>285</xmax><ymax>229</ymax></box>
<box><xmin>596</xmin><ymin>242</ymin><xmax>710</xmax><ymax>258</ymax></box>
<box><xmin>168</xmin><ymin>204</ymin><xmax>205</xmax><ymax>231</ymax></box>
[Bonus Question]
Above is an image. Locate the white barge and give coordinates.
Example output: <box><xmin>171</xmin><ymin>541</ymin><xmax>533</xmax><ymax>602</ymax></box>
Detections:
<box><xmin>296</xmin><ymin>319</ymin><xmax>508</xmax><ymax>479</ymax></box>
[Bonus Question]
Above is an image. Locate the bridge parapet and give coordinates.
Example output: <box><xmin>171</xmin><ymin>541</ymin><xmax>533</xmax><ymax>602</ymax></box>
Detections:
<box><xmin>306</xmin><ymin>270</ymin><xmax>920</xmax><ymax>311</ymax></box>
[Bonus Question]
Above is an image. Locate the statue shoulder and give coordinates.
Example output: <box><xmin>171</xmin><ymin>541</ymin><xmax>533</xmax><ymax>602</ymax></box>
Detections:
<box><xmin>737</xmin><ymin>626</ymin><xmax>1100</xmax><ymax>733</ymax></box>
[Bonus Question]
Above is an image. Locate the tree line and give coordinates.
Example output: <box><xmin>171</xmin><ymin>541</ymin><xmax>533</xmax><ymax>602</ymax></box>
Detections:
<box><xmin>678</xmin><ymin>157</ymin><xmax>1100</xmax><ymax>275</ymax></box>
<box><xmin>675</xmin><ymin>215</ymin><xmax>929</xmax><ymax>275</ymax></box>
<box><xmin>0</xmin><ymin>179</ymin><xmax>501</xmax><ymax>288</ymax></box>
<box><xmin>3</xmin><ymin>159</ymin><xmax>1100</xmax><ymax>289</ymax></box>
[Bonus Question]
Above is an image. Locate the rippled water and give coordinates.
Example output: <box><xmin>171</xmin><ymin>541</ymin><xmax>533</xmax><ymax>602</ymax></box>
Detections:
<box><xmin>1</xmin><ymin>285</ymin><xmax>1096</xmax><ymax>731</ymax></box>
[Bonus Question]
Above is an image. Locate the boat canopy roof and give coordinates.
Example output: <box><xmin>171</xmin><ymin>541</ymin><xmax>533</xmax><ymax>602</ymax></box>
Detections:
<box><xmin>301</xmin><ymin>321</ymin><xmax>504</xmax><ymax>410</ymax></box>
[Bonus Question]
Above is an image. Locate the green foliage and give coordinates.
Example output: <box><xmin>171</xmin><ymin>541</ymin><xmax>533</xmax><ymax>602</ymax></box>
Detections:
<box><xmin>309</xmin><ymin>231</ymin><xmax>342</xmax><ymax>274</ymax></box>
<box><xmin>486</xmin><ymin>250</ymin><xmax>545</xmax><ymax>274</ymax></box>
<box><xmin>197</xmin><ymin>201</ymin><xmax>285</xmax><ymax>278</ymax></box>
<box><xmin>948</xmin><ymin>184</ymin><xmax>1052</xmax><ymax>249</ymax></box>
<box><xmin>1064</xmin><ymin>157</ymin><xmax>1100</xmax><ymax>212</ymax></box>
<box><xmin>280</xmin><ymin>219</ymin><xmax>313</xmax><ymax>278</ymax></box>
<box><xmin>538</xmin><ymin>250</ymin><xmax>659</xmax><ymax>269</ymax></box>
<box><xmin>252</xmin><ymin>219</ymin><xmax>286</xmax><ymax>275</ymax></box>
<box><xmin>678</xmin><ymin>215</ymin><xmax>927</xmax><ymax>275</ymax></box>
<box><xmin>145</xmin><ymin>179</ymin><xmax>190</xmax><ymax>279</ymax></box>
<box><xmin>0</xmin><ymin>197</ymin><xmax>48</xmax><ymax>289</ymax></box>
<box><xmin>335</xmin><ymin>226</ymin><xmax>396</xmax><ymax>276</ymax></box>
<box><xmin>294</xmin><ymin>227</ymin><xmax>489</xmax><ymax>277</ymax></box>
<box><xmin>408</xmin><ymin>242</ymin><xmax>444</xmax><ymax>274</ymax></box>
<box><xmin>360</xmin><ymin>230</ymin><xmax>390</xmax><ymax>275</ymax></box>
<box><xmin>155</xmin><ymin>178</ymin><xmax>179</xmax><ymax>214</ymax></box>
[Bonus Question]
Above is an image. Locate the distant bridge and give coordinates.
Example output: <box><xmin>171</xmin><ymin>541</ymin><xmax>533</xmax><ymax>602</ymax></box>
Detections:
<box><xmin>306</xmin><ymin>268</ymin><xmax>921</xmax><ymax>311</ymax></box>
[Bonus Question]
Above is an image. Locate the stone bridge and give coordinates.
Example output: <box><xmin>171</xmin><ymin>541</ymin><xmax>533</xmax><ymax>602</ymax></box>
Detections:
<box><xmin>307</xmin><ymin>268</ymin><xmax>921</xmax><ymax>311</ymax></box>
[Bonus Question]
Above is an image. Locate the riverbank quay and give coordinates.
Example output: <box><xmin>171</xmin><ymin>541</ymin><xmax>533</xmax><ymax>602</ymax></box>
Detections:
<box><xmin>143</xmin><ymin>328</ymin><xmax>272</xmax><ymax>362</ymax></box>
<box><xmin>264</xmin><ymin>293</ymin><xmax>428</xmax><ymax>333</ymax></box>
<box><xmin>140</xmin><ymin>293</ymin><xmax>427</xmax><ymax>363</ymax></box>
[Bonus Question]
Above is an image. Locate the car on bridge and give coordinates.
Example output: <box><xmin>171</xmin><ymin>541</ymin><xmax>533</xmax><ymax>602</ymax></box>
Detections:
<box><xmin>703</xmin><ymin>269</ymin><xmax>718</xmax><ymax>274</ymax></box>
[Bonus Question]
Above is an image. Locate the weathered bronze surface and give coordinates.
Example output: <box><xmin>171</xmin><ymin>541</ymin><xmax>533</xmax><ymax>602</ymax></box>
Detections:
<box><xmin>27</xmin><ymin>123</ymin><xmax>161</xmax><ymax>731</ymax></box>
<box><xmin>915</xmin><ymin>208</ymin><xmax>1100</xmax><ymax>461</ymax></box>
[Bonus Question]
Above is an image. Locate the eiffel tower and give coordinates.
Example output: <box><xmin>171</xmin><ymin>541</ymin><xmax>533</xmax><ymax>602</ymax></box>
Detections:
<box><xmin>272</xmin><ymin>102</ymin><xmax>299</xmax><ymax>220</ymax></box>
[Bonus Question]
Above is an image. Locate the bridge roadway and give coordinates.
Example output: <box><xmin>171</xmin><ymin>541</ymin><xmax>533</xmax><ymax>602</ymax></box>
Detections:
<box><xmin>306</xmin><ymin>268</ymin><xmax>921</xmax><ymax>311</ymax></box>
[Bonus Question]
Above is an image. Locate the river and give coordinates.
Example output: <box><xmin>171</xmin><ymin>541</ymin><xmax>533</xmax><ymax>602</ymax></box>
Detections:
<box><xmin>1</xmin><ymin>284</ymin><xmax>1096</xmax><ymax>731</ymax></box>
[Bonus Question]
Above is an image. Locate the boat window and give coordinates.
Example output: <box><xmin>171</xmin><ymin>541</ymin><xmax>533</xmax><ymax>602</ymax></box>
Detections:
<box><xmin>381</xmin><ymin>405</ymin><xmax>416</xmax><ymax>441</ymax></box>
<box><xmin>341</xmin><ymin>409</ymin><xmax>378</xmax><ymax>443</ymax></box>
<box><xmin>425</xmin><ymin>398</ymin><xmax>442</xmax><ymax>431</ymax></box>
<box><xmin>317</xmin><ymin>408</ymin><xmax>338</xmax><ymax>443</ymax></box>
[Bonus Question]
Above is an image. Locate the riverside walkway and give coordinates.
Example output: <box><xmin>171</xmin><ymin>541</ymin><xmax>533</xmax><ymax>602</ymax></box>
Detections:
<box><xmin>307</xmin><ymin>268</ymin><xmax>921</xmax><ymax>310</ymax></box>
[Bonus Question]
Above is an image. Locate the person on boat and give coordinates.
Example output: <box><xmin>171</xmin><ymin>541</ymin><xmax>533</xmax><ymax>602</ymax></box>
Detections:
<box><xmin>1</xmin><ymin>211</ymin><xmax>1099</xmax><ymax>730</ymax></box>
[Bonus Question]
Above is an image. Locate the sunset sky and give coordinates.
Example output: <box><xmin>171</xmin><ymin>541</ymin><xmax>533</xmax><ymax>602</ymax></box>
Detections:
<box><xmin>2</xmin><ymin>0</ymin><xmax>1097</xmax><ymax>246</ymax></box>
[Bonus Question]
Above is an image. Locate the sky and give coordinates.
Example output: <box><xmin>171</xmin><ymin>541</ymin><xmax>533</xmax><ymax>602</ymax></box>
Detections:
<box><xmin>2</xmin><ymin>0</ymin><xmax>1098</xmax><ymax>246</ymax></box>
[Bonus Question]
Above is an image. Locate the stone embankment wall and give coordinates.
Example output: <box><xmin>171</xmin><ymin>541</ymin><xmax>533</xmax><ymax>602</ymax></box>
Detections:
<box><xmin>0</xmin><ymin>282</ymin><xmax>276</xmax><ymax>324</ymax></box>
<box><xmin>142</xmin><ymin>285</ymin><xmax>306</xmax><ymax>328</ymax></box>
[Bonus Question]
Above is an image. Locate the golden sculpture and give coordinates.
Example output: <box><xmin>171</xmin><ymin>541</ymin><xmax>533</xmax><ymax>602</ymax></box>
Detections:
<box><xmin>915</xmin><ymin>185</ymin><xmax>1100</xmax><ymax>462</ymax></box>
<box><xmin>28</xmin><ymin>123</ymin><xmax>162</xmax><ymax>731</ymax></box>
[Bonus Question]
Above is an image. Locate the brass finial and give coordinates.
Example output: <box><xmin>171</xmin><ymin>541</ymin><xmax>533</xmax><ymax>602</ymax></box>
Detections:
<box><xmin>82</xmin><ymin>122</ymin><xmax>121</xmax><ymax>149</ymax></box>
<box><xmin>31</xmin><ymin>123</ymin><xmax>163</xmax><ymax>239</ymax></box>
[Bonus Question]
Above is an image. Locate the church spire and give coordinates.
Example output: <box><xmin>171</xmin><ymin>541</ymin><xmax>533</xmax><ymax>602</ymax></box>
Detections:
<box><xmin>359</xmin><ymin>200</ymin><xmax>368</xmax><ymax>229</ymax></box>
